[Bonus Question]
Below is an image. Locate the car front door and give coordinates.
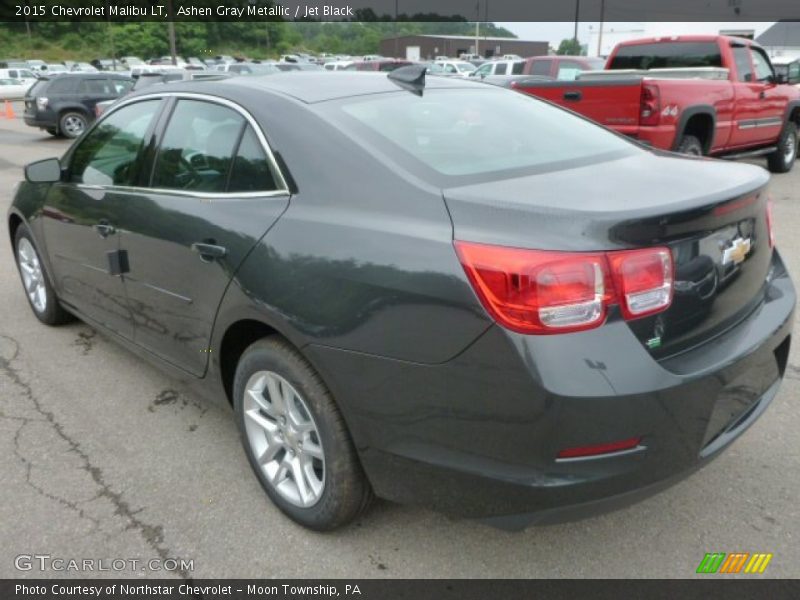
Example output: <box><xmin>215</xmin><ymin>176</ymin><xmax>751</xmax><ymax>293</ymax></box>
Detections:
<box><xmin>730</xmin><ymin>43</ymin><xmax>783</xmax><ymax>147</ymax></box>
<box><xmin>749</xmin><ymin>46</ymin><xmax>786</xmax><ymax>144</ymax></box>
<box><xmin>40</xmin><ymin>99</ymin><xmax>163</xmax><ymax>338</ymax></box>
<box><xmin>115</xmin><ymin>96</ymin><xmax>290</xmax><ymax>376</ymax></box>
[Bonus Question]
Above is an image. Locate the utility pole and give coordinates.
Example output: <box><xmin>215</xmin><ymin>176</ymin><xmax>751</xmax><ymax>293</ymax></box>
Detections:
<box><xmin>107</xmin><ymin>1</ymin><xmax>116</xmax><ymax>70</ymax></box>
<box><xmin>394</xmin><ymin>0</ymin><xmax>398</xmax><ymax>58</ymax></box>
<box><xmin>167</xmin><ymin>0</ymin><xmax>177</xmax><ymax>66</ymax></box>
<box><xmin>573</xmin><ymin>0</ymin><xmax>580</xmax><ymax>41</ymax></box>
<box><xmin>596</xmin><ymin>0</ymin><xmax>605</xmax><ymax>56</ymax></box>
<box><xmin>474</xmin><ymin>1</ymin><xmax>480</xmax><ymax>57</ymax></box>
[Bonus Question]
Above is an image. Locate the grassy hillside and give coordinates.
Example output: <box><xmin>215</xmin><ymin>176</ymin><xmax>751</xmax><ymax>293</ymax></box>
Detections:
<box><xmin>0</xmin><ymin>21</ymin><xmax>516</xmax><ymax>61</ymax></box>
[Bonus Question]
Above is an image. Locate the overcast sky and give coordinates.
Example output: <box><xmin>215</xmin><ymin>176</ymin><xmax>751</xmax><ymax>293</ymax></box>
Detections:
<box><xmin>497</xmin><ymin>22</ymin><xmax>774</xmax><ymax>46</ymax></box>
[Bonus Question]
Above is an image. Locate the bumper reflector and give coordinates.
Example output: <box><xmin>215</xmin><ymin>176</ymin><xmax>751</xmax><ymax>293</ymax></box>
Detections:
<box><xmin>556</xmin><ymin>436</ymin><xmax>642</xmax><ymax>460</ymax></box>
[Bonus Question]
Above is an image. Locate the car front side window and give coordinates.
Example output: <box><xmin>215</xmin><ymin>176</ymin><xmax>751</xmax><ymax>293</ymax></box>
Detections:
<box><xmin>68</xmin><ymin>100</ymin><xmax>160</xmax><ymax>187</ymax></box>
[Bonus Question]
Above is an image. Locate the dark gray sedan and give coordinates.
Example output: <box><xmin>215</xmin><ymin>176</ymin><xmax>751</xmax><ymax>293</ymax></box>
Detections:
<box><xmin>8</xmin><ymin>69</ymin><xmax>795</xmax><ymax>530</ymax></box>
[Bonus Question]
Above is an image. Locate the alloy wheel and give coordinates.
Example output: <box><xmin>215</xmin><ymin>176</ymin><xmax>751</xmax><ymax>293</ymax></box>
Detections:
<box><xmin>63</xmin><ymin>115</ymin><xmax>85</xmax><ymax>137</ymax></box>
<box><xmin>243</xmin><ymin>370</ymin><xmax>325</xmax><ymax>508</ymax></box>
<box><xmin>17</xmin><ymin>237</ymin><xmax>47</xmax><ymax>314</ymax></box>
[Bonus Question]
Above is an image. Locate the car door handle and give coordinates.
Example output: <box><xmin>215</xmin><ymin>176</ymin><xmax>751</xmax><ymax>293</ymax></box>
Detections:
<box><xmin>191</xmin><ymin>242</ymin><xmax>227</xmax><ymax>262</ymax></box>
<box><xmin>563</xmin><ymin>91</ymin><xmax>582</xmax><ymax>101</ymax></box>
<box><xmin>93</xmin><ymin>221</ymin><xmax>116</xmax><ymax>238</ymax></box>
<box><xmin>759</xmin><ymin>90</ymin><xmax>766</xmax><ymax>99</ymax></box>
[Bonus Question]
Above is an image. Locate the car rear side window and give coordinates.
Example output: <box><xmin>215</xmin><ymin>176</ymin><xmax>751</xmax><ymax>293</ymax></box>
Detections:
<box><xmin>46</xmin><ymin>77</ymin><xmax>77</xmax><ymax>94</ymax></box>
<box><xmin>608</xmin><ymin>42</ymin><xmax>723</xmax><ymax>70</ymax></box>
<box><xmin>228</xmin><ymin>126</ymin><xmax>279</xmax><ymax>192</ymax></box>
<box><xmin>511</xmin><ymin>61</ymin><xmax>525</xmax><ymax>74</ymax></box>
<box><xmin>69</xmin><ymin>100</ymin><xmax>160</xmax><ymax>187</ymax></box>
<box><xmin>77</xmin><ymin>78</ymin><xmax>113</xmax><ymax>95</ymax></box>
<box><xmin>152</xmin><ymin>99</ymin><xmax>245</xmax><ymax>193</ymax></box>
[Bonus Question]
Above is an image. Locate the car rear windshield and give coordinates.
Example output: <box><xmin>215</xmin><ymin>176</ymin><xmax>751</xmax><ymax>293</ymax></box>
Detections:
<box><xmin>26</xmin><ymin>79</ymin><xmax>48</xmax><ymax>97</ymax></box>
<box><xmin>608</xmin><ymin>42</ymin><xmax>723</xmax><ymax>70</ymax></box>
<box><xmin>328</xmin><ymin>88</ymin><xmax>638</xmax><ymax>185</ymax></box>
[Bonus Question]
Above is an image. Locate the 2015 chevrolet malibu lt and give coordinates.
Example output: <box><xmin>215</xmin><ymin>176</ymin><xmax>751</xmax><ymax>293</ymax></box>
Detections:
<box><xmin>8</xmin><ymin>69</ymin><xmax>795</xmax><ymax>530</ymax></box>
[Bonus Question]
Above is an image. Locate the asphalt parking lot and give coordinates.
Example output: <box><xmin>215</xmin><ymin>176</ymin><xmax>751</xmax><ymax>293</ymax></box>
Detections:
<box><xmin>1</xmin><ymin>102</ymin><xmax>799</xmax><ymax>579</ymax></box>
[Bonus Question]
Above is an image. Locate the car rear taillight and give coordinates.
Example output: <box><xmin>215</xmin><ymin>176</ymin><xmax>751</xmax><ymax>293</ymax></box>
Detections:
<box><xmin>766</xmin><ymin>199</ymin><xmax>775</xmax><ymax>249</ymax></box>
<box><xmin>606</xmin><ymin>248</ymin><xmax>673</xmax><ymax>320</ymax></box>
<box><xmin>639</xmin><ymin>82</ymin><xmax>660</xmax><ymax>126</ymax></box>
<box><xmin>455</xmin><ymin>241</ymin><xmax>673</xmax><ymax>335</ymax></box>
<box><xmin>36</xmin><ymin>97</ymin><xmax>48</xmax><ymax>111</ymax></box>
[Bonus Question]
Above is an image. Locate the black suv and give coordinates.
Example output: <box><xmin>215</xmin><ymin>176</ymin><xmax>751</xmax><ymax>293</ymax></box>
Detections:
<box><xmin>23</xmin><ymin>73</ymin><xmax>133</xmax><ymax>138</ymax></box>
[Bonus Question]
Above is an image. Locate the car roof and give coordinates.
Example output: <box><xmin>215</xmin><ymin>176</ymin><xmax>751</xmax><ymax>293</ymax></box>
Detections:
<box><xmin>151</xmin><ymin>71</ymin><xmax>480</xmax><ymax>104</ymax></box>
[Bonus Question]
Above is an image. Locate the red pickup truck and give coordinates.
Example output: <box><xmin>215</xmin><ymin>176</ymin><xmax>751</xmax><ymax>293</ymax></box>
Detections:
<box><xmin>510</xmin><ymin>36</ymin><xmax>800</xmax><ymax>173</ymax></box>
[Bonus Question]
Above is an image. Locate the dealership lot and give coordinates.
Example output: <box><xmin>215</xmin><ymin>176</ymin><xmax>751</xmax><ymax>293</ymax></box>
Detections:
<box><xmin>1</xmin><ymin>104</ymin><xmax>799</xmax><ymax>578</ymax></box>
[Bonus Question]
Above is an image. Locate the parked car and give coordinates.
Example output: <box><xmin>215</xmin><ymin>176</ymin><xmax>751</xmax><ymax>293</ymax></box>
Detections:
<box><xmin>525</xmin><ymin>55</ymin><xmax>606</xmax><ymax>80</ymax></box>
<box><xmin>472</xmin><ymin>56</ymin><xmax>604</xmax><ymax>83</ymax></box>
<box><xmin>343</xmin><ymin>60</ymin><xmax>413</xmax><ymax>72</ymax></box>
<box><xmin>0</xmin><ymin>78</ymin><xmax>30</xmax><ymax>100</ymax></box>
<box><xmin>221</xmin><ymin>63</ymin><xmax>280</xmax><ymax>76</ymax></box>
<box><xmin>274</xmin><ymin>63</ymin><xmax>324</xmax><ymax>72</ymax></box>
<box><xmin>0</xmin><ymin>67</ymin><xmax>39</xmax><ymax>88</ymax></box>
<box><xmin>90</xmin><ymin>59</ymin><xmax>118</xmax><ymax>71</ymax></box>
<box><xmin>72</xmin><ymin>62</ymin><xmax>100</xmax><ymax>73</ymax></box>
<box><xmin>510</xmin><ymin>36</ymin><xmax>800</xmax><ymax>172</ymax></box>
<box><xmin>431</xmin><ymin>60</ymin><xmax>477</xmax><ymax>77</ymax></box>
<box><xmin>44</xmin><ymin>64</ymin><xmax>68</xmax><ymax>75</ymax></box>
<box><xmin>323</xmin><ymin>61</ymin><xmax>353</xmax><ymax>71</ymax></box>
<box><xmin>22</xmin><ymin>73</ymin><xmax>133</xmax><ymax>138</ymax></box>
<box><xmin>0</xmin><ymin>59</ymin><xmax>27</xmax><ymax>69</ymax></box>
<box><xmin>9</xmin><ymin>69</ymin><xmax>795</xmax><ymax>531</ymax></box>
<box><xmin>120</xmin><ymin>56</ymin><xmax>145</xmax><ymax>68</ymax></box>
<box><xmin>772</xmin><ymin>56</ymin><xmax>800</xmax><ymax>88</ymax></box>
<box><xmin>25</xmin><ymin>59</ymin><xmax>47</xmax><ymax>72</ymax></box>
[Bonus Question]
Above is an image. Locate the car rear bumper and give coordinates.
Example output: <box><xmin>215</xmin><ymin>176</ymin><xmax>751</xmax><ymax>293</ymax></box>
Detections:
<box><xmin>305</xmin><ymin>251</ymin><xmax>795</xmax><ymax>525</ymax></box>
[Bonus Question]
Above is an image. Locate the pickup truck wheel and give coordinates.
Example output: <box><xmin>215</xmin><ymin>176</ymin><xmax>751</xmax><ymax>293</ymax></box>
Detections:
<box><xmin>676</xmin><ymin>135</ymin><xmax>704</xmax><ymax>156</ymax></box>
<box><xmin>767</xmin><ymin>123</ymin><xmax>798</xmax><ymax>174</ymax></box>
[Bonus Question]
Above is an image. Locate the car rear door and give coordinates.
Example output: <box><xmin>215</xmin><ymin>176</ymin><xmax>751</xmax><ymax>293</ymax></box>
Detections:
<box><xmin>40</xmin><ymin>98</ymin><xmax>164</xmax><ymax>338</ymax></box>
<box><xmin>115</xmin><ymin>96</ymin><xmax>290</xmax><ymax>376</ymax></box>
<box><xmin>76</xmin><ymin>76</ymin><xmax>120</xmax><ymax>115</ymax></box>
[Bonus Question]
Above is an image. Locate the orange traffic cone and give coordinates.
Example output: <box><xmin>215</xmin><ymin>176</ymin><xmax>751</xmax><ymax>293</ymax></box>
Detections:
<box><xmin>4</xmin><ymin>100</ymin><xmax>15</xmax><ymax>119</ymax></box>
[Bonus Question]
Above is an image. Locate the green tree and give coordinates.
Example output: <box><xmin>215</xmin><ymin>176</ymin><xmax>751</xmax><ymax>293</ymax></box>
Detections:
<box><xmin>556</xmin><ymin>38</ymin><xmax>583</xmax><ymax>56</ymax></box>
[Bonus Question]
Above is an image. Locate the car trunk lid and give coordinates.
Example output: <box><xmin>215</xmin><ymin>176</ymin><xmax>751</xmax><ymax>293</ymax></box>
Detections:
<box><xmin>443</xmin><ymin>152</ymin><xmax>773</xmax><ymax>358</ymax></box>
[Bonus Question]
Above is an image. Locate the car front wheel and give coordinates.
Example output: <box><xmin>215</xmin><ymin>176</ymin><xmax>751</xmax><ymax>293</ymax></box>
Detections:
<box><xmin>767</xmin><ymin>122</ymin><xmax>798</xmax><ymax>174</ymax></box>
<box><xmin>233</xmin><ymin>337</ymin><xmax>372</xmax><ymax>530</ymax></box>
<box><xmin>14</xmin><ymin>224</ymin><xmax>73</xmax><ymax>325</ymax></box>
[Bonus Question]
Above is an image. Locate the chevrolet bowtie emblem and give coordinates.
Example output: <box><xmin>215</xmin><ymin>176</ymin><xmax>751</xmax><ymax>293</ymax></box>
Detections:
<box><xmin>722</xmin><ymin>237</ymin><xmax>752</xmax><ymax>266</ymax></box>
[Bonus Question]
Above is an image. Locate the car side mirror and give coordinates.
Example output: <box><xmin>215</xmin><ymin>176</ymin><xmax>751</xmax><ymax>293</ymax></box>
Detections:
<box><xmin>25</xmin><ymin>158</ymin><xmax>62</xmax><ymax>183</ymax></box>
<box><xmin>774</xmin><ymin>73</ymin><xmax>788</xmax><ymax>85</ymax></box>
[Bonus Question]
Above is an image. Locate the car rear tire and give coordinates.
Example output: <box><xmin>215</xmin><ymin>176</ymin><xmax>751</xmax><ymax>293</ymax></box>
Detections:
<box><xmin>676</xmin><ymin>134</ymin><xmax>704</xmax><ymax>156</ymax></box>
<box><xmin>233</xmin><ymin>337</ymin><xmax>373</xmax><ymax>530</ymax></box>
<box><xmin>767</xmin><ymin>122</ymin><xmax>798</xmax><ymax>174</ymax></box>
<box><xmin>14</xmin><ymin>224</ymin><xmax>73</xmax><ymax>326</ymax></box>
<box><xmin>59</xmin><ymin>111</ymin><xmax>89</xmax><ymax>139</ymax></box>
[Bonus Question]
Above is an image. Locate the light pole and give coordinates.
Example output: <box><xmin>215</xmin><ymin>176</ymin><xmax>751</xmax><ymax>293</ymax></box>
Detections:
<box><xmin>167</xmin><ymin>0</ymin><xmax>178</xmax><ymax>66</ymax></box>
<box><xmin>597</xmin><ymin>0</ymin><xmax>605</xmax><ymax>56</ymax></box>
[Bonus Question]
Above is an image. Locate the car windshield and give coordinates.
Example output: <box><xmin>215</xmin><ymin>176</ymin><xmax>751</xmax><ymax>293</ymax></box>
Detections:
<box><xmin>330</xmin><ymin>88</ymin><xmax>639</xmax><ymax>184</ymax></box>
